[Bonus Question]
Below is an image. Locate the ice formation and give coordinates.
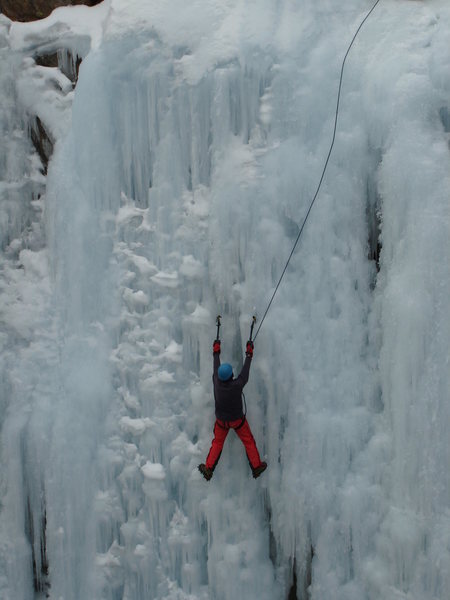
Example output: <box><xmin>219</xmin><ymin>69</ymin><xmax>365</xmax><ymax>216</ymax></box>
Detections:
<box><xmin>0</xmin><ymin>1</ymin><xmax>449</xmax><ymax>599</ymax></box>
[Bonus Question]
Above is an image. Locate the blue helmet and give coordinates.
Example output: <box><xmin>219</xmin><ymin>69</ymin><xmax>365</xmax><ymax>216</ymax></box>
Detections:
<box><xmin>218</xmin><ymin>363</ymin><xmax>233</xmax><ymax>382</ymax></box>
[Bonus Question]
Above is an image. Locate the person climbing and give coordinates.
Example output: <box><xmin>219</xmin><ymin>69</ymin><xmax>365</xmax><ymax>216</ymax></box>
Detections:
<box><xmin>198</xmin><ymin>320</ymin><xmax>267</xmax><ymax>481</ymax></box>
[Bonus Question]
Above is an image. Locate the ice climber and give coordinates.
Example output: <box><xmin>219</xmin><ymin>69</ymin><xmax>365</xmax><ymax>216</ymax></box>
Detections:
<box><xmin>198</xmin><ymin>337</ymin><xmax>267</xmax><ymax>481</ymax></box>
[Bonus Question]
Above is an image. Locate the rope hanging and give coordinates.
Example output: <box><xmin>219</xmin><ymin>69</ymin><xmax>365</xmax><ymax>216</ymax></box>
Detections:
<box><xmin>253</xmin><ymin>0</ymin><xmax>382</xmax><ymax>341</ymax></box>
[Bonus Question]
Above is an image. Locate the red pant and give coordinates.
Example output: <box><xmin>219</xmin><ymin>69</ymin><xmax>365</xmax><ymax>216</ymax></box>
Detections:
<box><xmin>205</xmin><ymin>418</ymin><xmax>263</xmax><ymax>471</ymax></box>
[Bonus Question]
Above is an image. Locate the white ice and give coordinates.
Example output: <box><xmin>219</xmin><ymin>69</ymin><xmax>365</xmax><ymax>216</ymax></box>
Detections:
<box><xmin>0</xmin><ymin>0</ymin><xmax>449</xmax><ymax>599</ymax></box>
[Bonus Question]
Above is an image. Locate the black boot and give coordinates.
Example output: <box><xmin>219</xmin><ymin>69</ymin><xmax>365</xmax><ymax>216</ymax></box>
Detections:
<box><xmin>252</xmin><ymin>461</ymin><xmax>267</xmax><ymax>479</ymax></box>
<box><xmin>198</xmin><ymin>463</ymin><xmax>213</xmax><ymax>481</ymax></box>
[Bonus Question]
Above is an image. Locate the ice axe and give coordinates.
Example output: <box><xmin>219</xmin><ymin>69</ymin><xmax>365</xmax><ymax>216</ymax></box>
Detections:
<box><xmin>249</xmin><ymin>315</ymin><xmax>257</xmax><ymax>342</ymax></box>
<box><xmin>216</xmin><ymin>315</ymin><xmax>221</xmax><ymax>340</ymax></box>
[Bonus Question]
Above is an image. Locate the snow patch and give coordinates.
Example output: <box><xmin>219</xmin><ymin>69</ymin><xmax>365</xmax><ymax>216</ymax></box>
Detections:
<box><xmin>141</xmin><ymin>462</ymin><xmax>166</xmax><ymax>481</ymax></box>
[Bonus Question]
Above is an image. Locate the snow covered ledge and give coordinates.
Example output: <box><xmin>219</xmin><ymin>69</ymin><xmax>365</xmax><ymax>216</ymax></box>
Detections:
<box><xmin>4</xmin><ymin>2</ymin><xmax>110</xmax><ymax>171</ymax></box>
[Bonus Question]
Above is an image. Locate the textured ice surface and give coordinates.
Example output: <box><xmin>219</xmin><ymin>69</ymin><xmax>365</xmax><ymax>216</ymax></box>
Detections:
<box><xmin>0</xmin><ymin>1</ymin><xmax>449</xmax><ymax>599</ymax></box>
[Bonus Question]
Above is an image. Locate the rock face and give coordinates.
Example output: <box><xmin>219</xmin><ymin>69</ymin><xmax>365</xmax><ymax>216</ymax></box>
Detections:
<box><xmin>0</xmin><ymin>0</ymin><xmax>102</xmax><ymax>22</ymax></box>
<box><xmin>30</xmin><ymin>116</ymin><xmax>54</xmax><ymax>175</ymax></box>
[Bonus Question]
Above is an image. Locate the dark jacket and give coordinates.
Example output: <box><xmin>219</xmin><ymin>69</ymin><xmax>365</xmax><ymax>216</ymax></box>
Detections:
<box><xmin>213</xmin><ymin>353</ymin><xmax>251</xmax><ymax>421</ymax></box>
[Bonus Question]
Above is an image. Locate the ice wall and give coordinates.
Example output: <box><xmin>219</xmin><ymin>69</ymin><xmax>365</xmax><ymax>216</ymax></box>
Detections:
<box><xmin>367</xmin><ymin>7</ymin><xmax>450</xmax><ymax>596</ymax></box>
<box><xmin>0</xmin><ymin>15</ymin><xmax>52</xmax><ymax>600</ymax></box>
<box><xmin>0</xmin><ymin>1</ymin><xmax>449</xmax><ymax>599</ymax></box>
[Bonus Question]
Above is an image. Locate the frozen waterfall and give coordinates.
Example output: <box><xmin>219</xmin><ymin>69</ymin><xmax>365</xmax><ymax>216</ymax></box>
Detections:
<box><xmin>0</xmin><ymin>1</ymin><xmax>449</xmax><ymax>599</ymax></box>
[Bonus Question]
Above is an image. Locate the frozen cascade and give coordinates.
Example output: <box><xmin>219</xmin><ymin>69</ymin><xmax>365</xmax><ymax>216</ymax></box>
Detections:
<box><xmin>0</xmin><ymin>1</ymin><xmax>449</xmax><ymax>599</ymax></box>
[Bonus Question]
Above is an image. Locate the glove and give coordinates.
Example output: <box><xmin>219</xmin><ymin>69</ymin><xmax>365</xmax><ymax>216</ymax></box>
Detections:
<box><xmin>246</xmin><ymin>340</ymin><xmax>254</xmax><ymax>358</ymax></box>
<box><xmin>213</xmin><ymin>339</ymin><xmax>221</xmax><ymax>354</ymax></box>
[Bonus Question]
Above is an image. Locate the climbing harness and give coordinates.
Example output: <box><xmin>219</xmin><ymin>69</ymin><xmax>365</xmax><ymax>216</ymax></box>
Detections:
<box><xmin>252</xmin><ymin>0</ymin><xmax>382</xmax><ymax>341</ymax></box>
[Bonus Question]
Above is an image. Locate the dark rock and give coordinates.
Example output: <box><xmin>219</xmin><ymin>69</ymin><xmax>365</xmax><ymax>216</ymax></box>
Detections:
<box><xmin>35</xmin><ymin>50</ymin><xmax>82</xmax><ymax>84</ymax></box>
<box><xmin>34</xmin><ymin>53</ymin><xmax>59</xmax><ymax>68</ymax></box>
<box><xmin>0</xmin><ymin>0</ymin><xmax>103</xmax><ymax>23</ymax></box>
<box><xmin>30</xmin><ymin>116</ymin><xmax>54</xmax><ymax>174</ymax></box>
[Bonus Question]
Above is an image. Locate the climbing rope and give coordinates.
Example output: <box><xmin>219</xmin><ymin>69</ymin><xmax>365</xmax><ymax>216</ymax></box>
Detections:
<box><xmin>253</xmin><ymin>0</ymin><xmax>382</xmax><ymax>341</ymax></box>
